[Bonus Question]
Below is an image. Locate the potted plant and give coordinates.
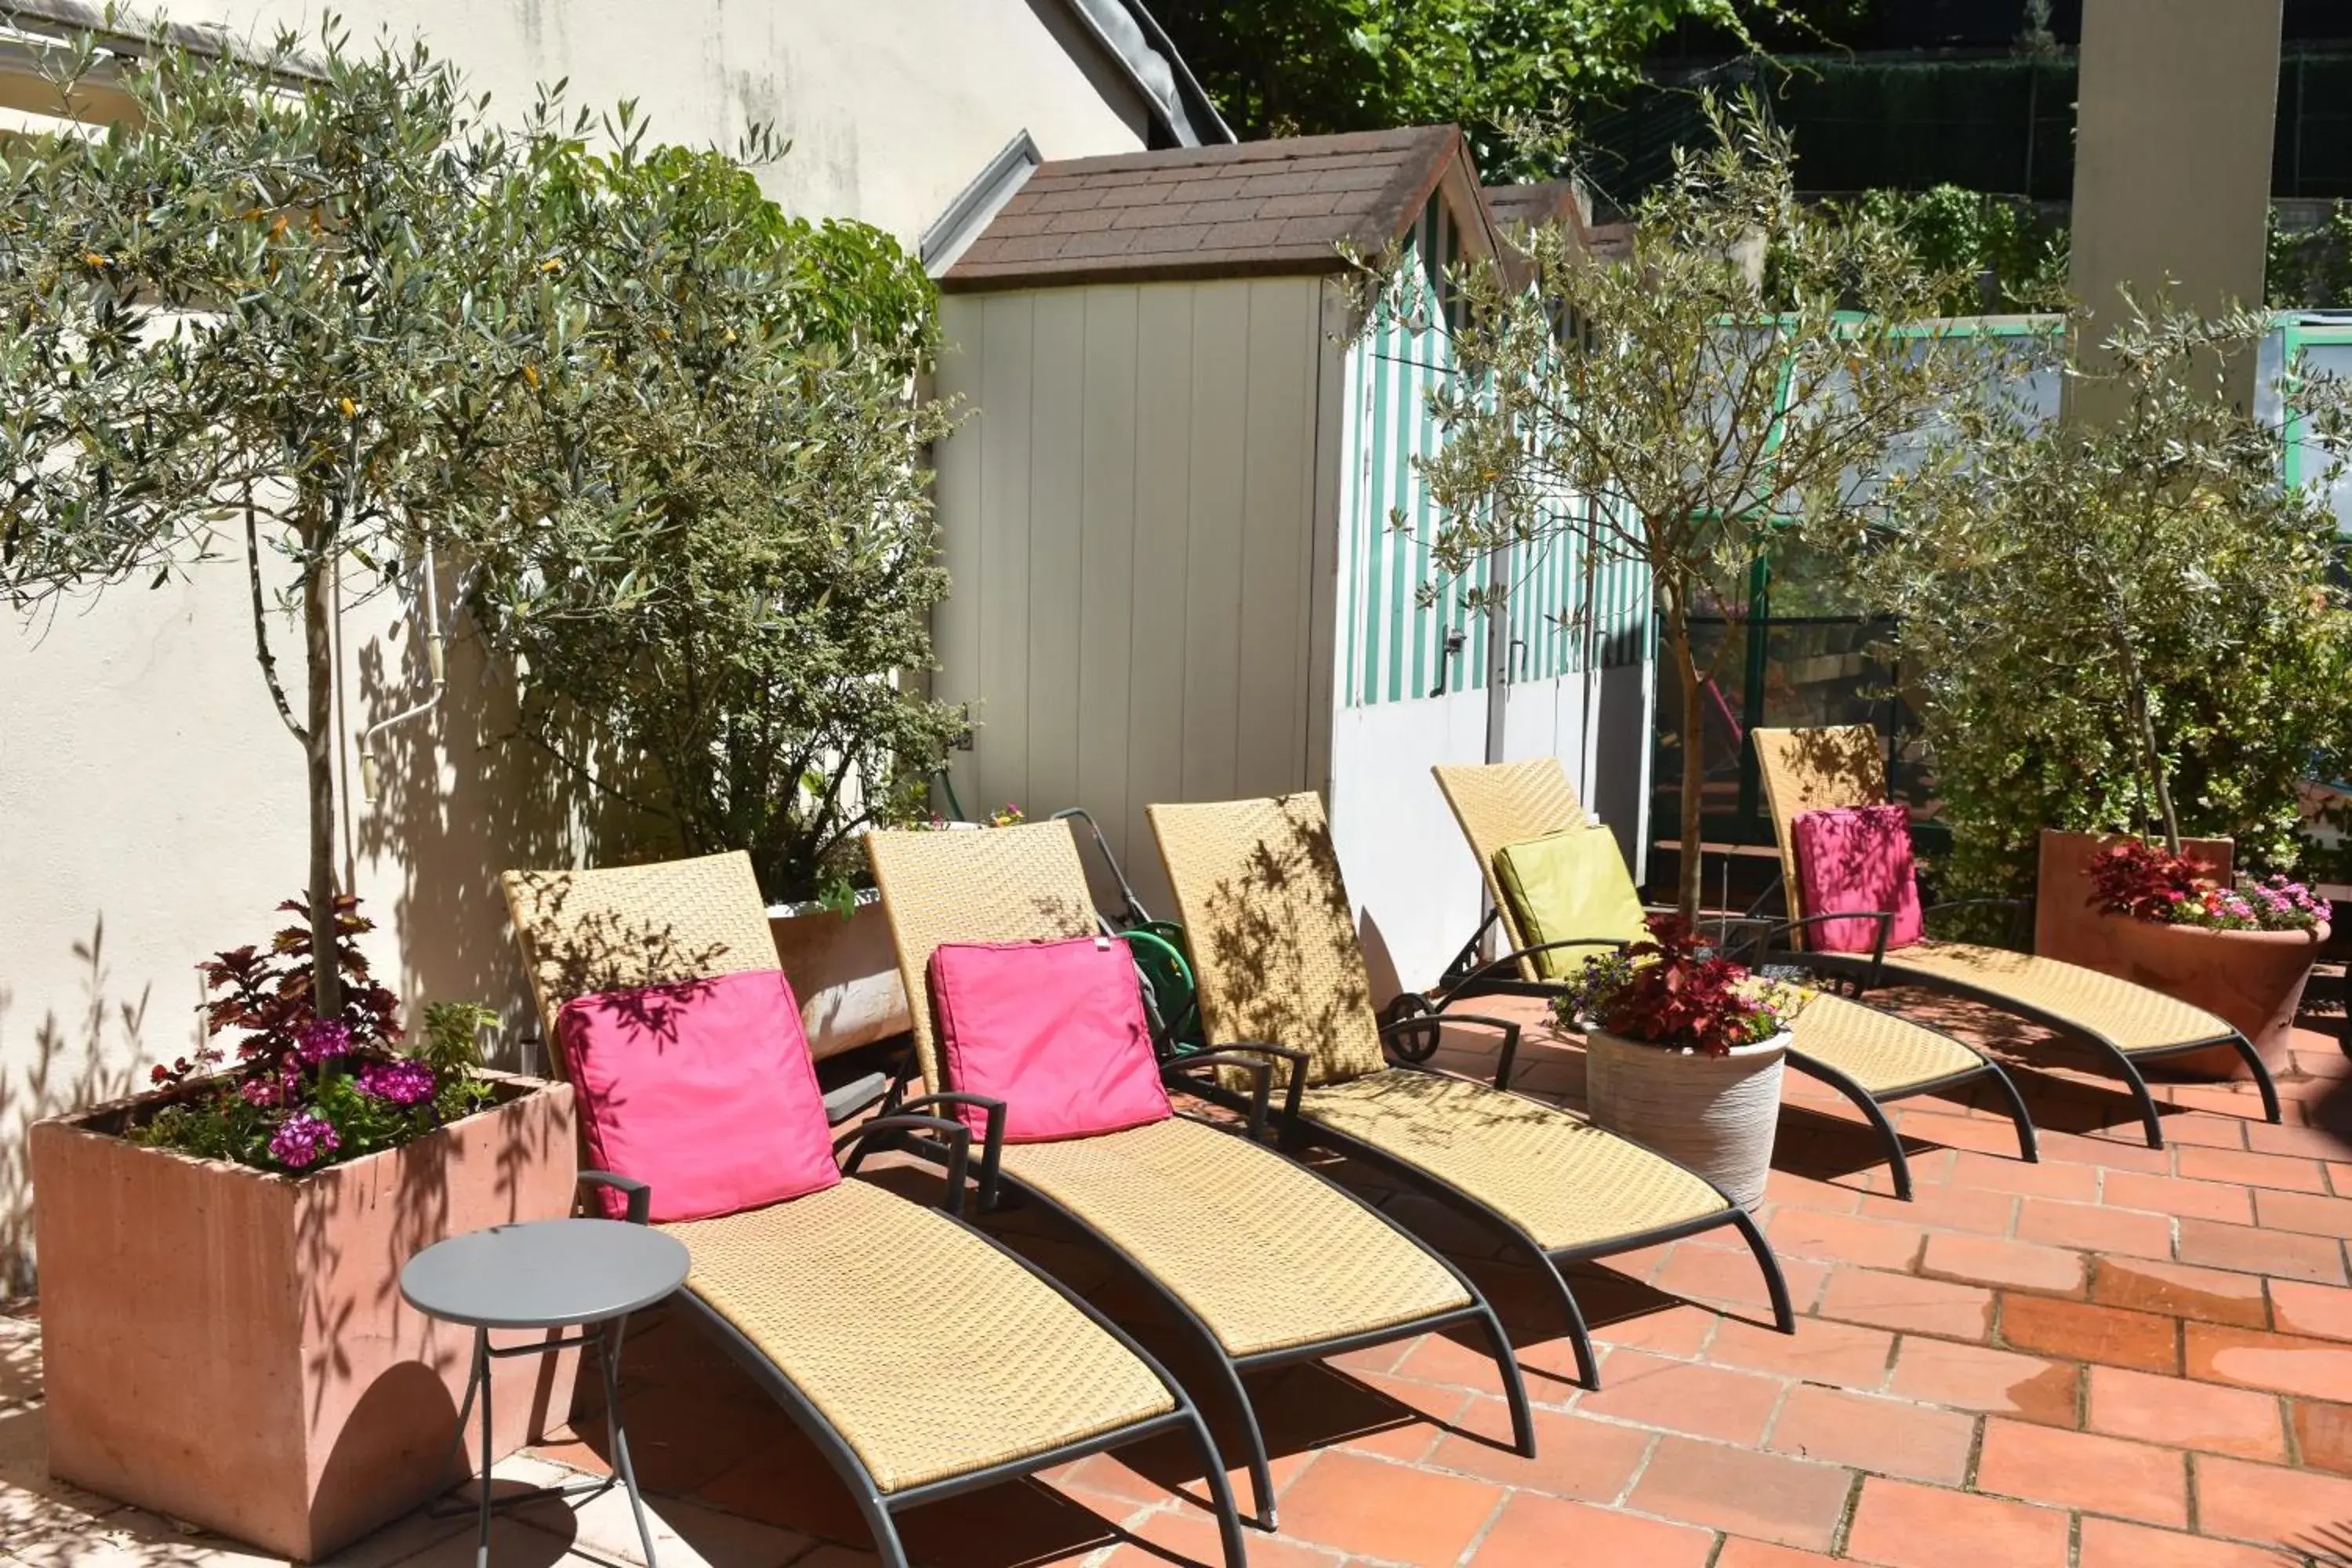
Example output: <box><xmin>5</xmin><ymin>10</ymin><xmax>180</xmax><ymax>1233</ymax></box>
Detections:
<box><xmin>31</xmin><ymin>897</ymin><xmax>578</xmax><ymax>1560</ymax></box>
<box><xmin>2077</xmin><ymin>838</ymin><xmax>2332</xmax><ymax>1076</ymax></box>
<box><xmin>466</xmin><ymin>136</ymin><xmax>964</xmax><ymax>1058</ymax></box>
<box><xmin>1552</xmin><ymin>917</ymin><xmax>1806</xmax><ymax>1209</ymax></box>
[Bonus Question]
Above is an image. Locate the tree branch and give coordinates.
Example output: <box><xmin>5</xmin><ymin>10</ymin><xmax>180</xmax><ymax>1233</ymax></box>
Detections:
<box><xmin>244</xmin><ymin>488</ymin><xmax>307</xmax><ymax>746</ymax></box>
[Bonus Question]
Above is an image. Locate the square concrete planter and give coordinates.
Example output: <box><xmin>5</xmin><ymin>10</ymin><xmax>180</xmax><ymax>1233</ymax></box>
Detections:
<box><xmin>30</xmin><ymin>1071</ymin><xmax>580</xmax><ymax>1561</ymax></box>
<box><xmin>768</xmin><ymin>890</ymin><xmax>912</xmax><ymax>1058</ymax></box>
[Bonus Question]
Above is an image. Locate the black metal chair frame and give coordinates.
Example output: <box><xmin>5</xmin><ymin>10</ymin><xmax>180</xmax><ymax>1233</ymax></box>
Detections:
<box><xmin>1409</xmin><ymin>913</ymin><xmax>2042</xmax><ymax>1201</ymax></box>
<box><xmin>1752</xmin><ymin>893</ymin><xmax>2284</xmax><ymax>1150</ymax></box>
<box><xmin>575</xmin><ymin>1114</ymin><xmax>1248</xmax><ymax>1568</ymax></box>
<box><xmin>1177</xmin><ymin>1023</ymin><xmax>1795</xmax><ymax>1395</ymax></box>
<box><xmin>875</xmin><ymin>1059</ymin><xmax>1537</xmax><ymax>1534</ymax></box>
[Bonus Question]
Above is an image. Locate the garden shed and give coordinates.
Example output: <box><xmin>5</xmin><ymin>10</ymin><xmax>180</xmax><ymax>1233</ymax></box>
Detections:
<box><xmin>931</xmin><ymin>127</ymin><xmax>1655</xmax><ymax>992</ymax></box>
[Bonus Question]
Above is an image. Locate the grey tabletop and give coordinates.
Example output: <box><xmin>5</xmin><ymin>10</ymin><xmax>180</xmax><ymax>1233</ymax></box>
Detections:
<box><xmin>401</xmin><ymin>1219</ymin><xmax>690</xmax><ymax>1330</ymax></box>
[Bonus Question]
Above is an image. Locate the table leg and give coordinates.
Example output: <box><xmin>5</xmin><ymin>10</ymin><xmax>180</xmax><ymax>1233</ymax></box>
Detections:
<box><xmin>603</xmin><ymin>1316</ymin><xmax>659</xmax><ymax>1568</ymax></box>
<box><xmin>476</xmin><ymin>1327</ymin><xmax>494</xmax><ymax>1568</ymax></box>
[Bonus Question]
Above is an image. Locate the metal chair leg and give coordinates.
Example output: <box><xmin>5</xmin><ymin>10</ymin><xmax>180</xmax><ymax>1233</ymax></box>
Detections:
<box><xmin>855</xmin><ymin>1492</ymin><xmax>911</xmax><ymax>1568</ymax></box>
<box><xmin>1980</xmin><ymin>1060</ymin><xmax>2042</xmax><ymax>1164</ymax></box>
<box><xmin>1472</xmin><ymin>1305</ymin><xmax>1537</xmax><ymax>1457</ymax></box>
<box><xmin>1528</xmin><ymin>1248</ymin><xmax>1600</xmax><ymax>1389</ymax></box>
<box><xmin>1183</xmin><ymin>1404</ymin><xmax>1250</xmax><ymax>1568</ymax></box>
<box><xmin>1728</xmin><ymin>1210</ymin><xmax>1797</xmax><ymax>1334</ymax></box>
<box><xmin>1790</xmin><ymin>1053</ymin><xmax>1912</xmax><ymax>1200</ymax></box>
<box><xmin>2227</xmin><ymin>1033</ymin><xmax>2285</xmax><ymax>1125</ymax></box>
<box><xmin>1193</xmin><ymin>1351</ymin><xmax>1278</xmax><ymax>1530</ymax></box>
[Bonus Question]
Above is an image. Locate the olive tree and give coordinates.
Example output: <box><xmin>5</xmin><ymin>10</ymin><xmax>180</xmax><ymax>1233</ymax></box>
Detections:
<box><xmin>1852</xmin><ymin>300</ymin><xmax>2352</xmax><ymax>893</ymax></box>
<box><xmin>0</xmin><ymin>24</ymin><xmax>549</xmax><ymax>1011</ymax></box>
<box><xmin>461</xmin><ymin>120</ymin><xmax>964</xmax><ymax>902</ymax></box>
<box><xmin>1375</xmin><ymin>93</ymin><xmax>1985</xmax><ymax>919</ymax></box>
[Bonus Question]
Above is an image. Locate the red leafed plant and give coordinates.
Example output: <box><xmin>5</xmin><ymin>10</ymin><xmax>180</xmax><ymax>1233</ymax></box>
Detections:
<box><xmin>2085</xmin><ymin>838</ymin><xmax>2329</xmax><ymax>932</ymax></box>
<box><xmin>1550</xmin><ymin>915</ymin><xmax>1802</xmax><ymax>1056</ymax></box>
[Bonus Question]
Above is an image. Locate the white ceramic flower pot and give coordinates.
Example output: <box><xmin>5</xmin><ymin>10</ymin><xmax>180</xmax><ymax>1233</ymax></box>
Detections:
<box><xmin>1584</xmin><ymin>1029</ymin><xmax>1791</xmax><ymax>1211</ymax></box>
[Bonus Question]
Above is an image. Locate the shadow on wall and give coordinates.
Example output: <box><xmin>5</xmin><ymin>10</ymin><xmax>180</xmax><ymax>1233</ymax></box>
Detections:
<box><xmin>351</xmin><ymin>595</ymin><xmax>619</xmax><ymax>1079</ymax></box>
<box><xmin>0</xmin><ymin>922</ymin><xmax>147</xmax><ymax>1294</ymax></box>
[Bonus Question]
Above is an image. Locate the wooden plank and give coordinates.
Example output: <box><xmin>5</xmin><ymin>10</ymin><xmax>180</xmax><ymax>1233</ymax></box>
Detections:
<box><xmin>1126</xmin><ymin>284</ymin><xmax>1195</xmax><ymax>897</ymax></box>
<box><xmin>1235</xmin><ymin>278</ymin><xmax>1314</xmax><ymax>797</ymax></box>
<box><xmin>1075</xmin><ymin>285</ymin><xmax>1141</xmax><ymax>891</ymax></box>
<box><xmin>975</xmin><ymin>292</ymin><xmax>1035</xmax><ymax>816</ymax></box>
<box><xmin>931</xmin><ymin>298</ymin><xmax>986</xmax><ymax>815</ymax></box>
<box><xmin>1180</xmin><ymin>279</ymin><xmax>1250</xmax><ymax>800</ymax></box>
<box><xmin>1023</xmin><ymin>289</ymin><xmax>1087</xmax><ymax>823</ymax></box>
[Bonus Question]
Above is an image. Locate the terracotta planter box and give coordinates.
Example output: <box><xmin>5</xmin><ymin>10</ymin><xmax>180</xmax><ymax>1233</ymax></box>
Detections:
<box><xmin>30</xmin><ymin>1072</ymin><xmax>580</xmax><ymax>1561</ymax></box>
<box><xmin>768</xmin><ymin>891</ymin><xmax>912</xmax><ymax>1058</ymax></box>
<box><xmin>2086</xmin><ymin>911</ymin><xmax>2328</xmax><ymax>1078</ymax></box>
<box><xmin>2034</xmin><ymin>828</ymin><xmax>2234</xmax><ymax>968</ymax></box>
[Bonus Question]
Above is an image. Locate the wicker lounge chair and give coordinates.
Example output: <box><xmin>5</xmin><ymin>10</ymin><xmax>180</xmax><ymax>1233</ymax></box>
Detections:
<box><xmin>1424</xmin><ymin>757</ymin><xmax>2038</xmax><ymax>1200</ymax></box>
<box><xmin>862</xmin><ymin>820</ymin><xmax>1537</xmax><ymax>1531</ymax></box>
<box><xmin>503</xmin><ymin>852</ymin><xmax>1247</xmax><ymax>1568</ymax></box>
<box><xmin>1750</xmin><ymin>725</ymin><xmax>2284</xmax><ymax>1148</ymax></box>
<box><xmin>1145</xmin><ymin>793</ymin><xmax>1796</xmax><ymax>1392</ymax></box>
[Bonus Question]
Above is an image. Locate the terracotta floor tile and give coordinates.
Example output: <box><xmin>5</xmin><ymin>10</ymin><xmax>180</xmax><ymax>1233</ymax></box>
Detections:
<box><xmin>2035</xmin><ymin>1128</ymin><xmax>2172</xmax><ymax>1176</ymax></box>
<box><xmin>1946</xmin><ymin>1149</ymin><xmax>2101</xmax><ymax>1200</ymax></box>
<box><xmin>1816</xmin><ymin>1268</ymin><xmax>1995</xmax><ymax>1342</ymax></box>
<box><xmin>2271</xmin><ymin>1280</ymin><xmax>2352</xmax><ymax>1343</ymax></box>
<box><xmin>1763</xmin><ymin>1168</ymin><xmax>1868</xmax><ymax>1216</ymax></box>
<box><xmin>1272</xmin><ymin>1451</ymin><xmax>1504</xmax><ymax>1567</ymax></box>
<box><xmin>1113</xmin><ymin>1501</ymin><xmax>1344</xmax><ymax>1568</ymax></box>
<box><xmin>1919</xmin><ymin>1232</ymin><xmax>2089</xmax><ymax>1297</ymax></box>
<box><xmin>2244</xmin><ymin>1120</ymin><xmax>2352</xmax><ymax>1162</ymax></box>
<box><xmin>1859</xmin><ymin>1182</ymin><xmax>2016</xmax><ymax>1236</ymax></box>
<box><xmin>2090</xmin><ymin>1258</ymin><xmax>2270</xmax><ymax>1327</ymax></box>
<box><xmin>1998</xmin><ymin>1294</ymin><xmax>2180</xmax><ymax>1374</ymax></box>
<box><xmin>1622</xmin><ymin>1436</ymin><xmax>1853</xmax><ymax>1552</ymax></box>
<box><xmin>2176</xmin><ymin>1146</ymin><xmax>2331</xmax><ymax>1194</ymax></box>
<box><xmin>2332</xmin><ymin>1160</ymin><xmax>2352</xmax><ymax>1196</ymax></box>
<box><xmin>1425</xmin><ymin>1400</ymin><xmax>1652</xmax><ymax>1504</ymax></box>
<box><xmin>2294</xmin><ymin>1400</ymin><xmax>2352</xmax><ymax>1475</ymax></box>
<box><xmin>2185</xmin><ymin>1322</ymin><xmax>2352</xmax><ymax>1402</ymax></box>
<box><xmin>2075</xmin><ymin>1516</ymin><xmax>2300</xmax><ymax>1568</ymax></box>
<box><xmin>2252</xmin><ymin>1188</ymin><xmax>2352</xmax><ymax>1238</ymax></box>
<box><xmin>1764</xmin><ymin>1384</ymin><xmax>1976</xmax><ymax>1484</ymax></box>
<box><xmin>2085</xmin><ymin>1365</ymin><xmax>2287</xmax><ymax>1462</ymax></box>
<box><xmin>2173</xmin><ymin>1219</ymin><xmax>2348</xmax><ymax>1286</ymax></box>
<box><xmin>1714</xmin><ymin>1541</ymin><xmax>1845</xmax><ymax>1568</ymax></box>
<box><xmin>2159</xmin><ymin>1111</ymin><xmax>2259</xmax><ymax>1149</ymax></box>
<box><xmin>2194</xmin><ymin>1453</ymin><xmax>2352</xmax><ymax>1548</ymax></box>
<box><xmin>2098</xmin><ymin>1171</ymin><xmax>2254</xmax><ymax>1228</ymax></box>
<box><xmin>1650</xmin><ymin>1241</ymin><xmax>1830</xmax><ymax>1319</ymax></box>
<box><xmin>1705</xmin><ymin>1315</ymin><xmax>1896</xmax><ymax>1389</ymax></box>
<box><xmin>1390</xmin><ymin>1330</ymin><xmax>1521</xmax><ymax>1394</ymax></box>
<box><xmin>1575</xmin><ymin>1349</ymin><xmax>1785</xmax><ymax>1444</ymax></box>
<box><xmin>1586</xmin><ymin>1302</ymin><xmax>1720</xmax><ymax>1359</ymax></box>
<box><xmin>1974</xmin><ymin>1416</ymin><xmax>2188</xmax><ymax>1525</ymax></box>
<box><xmin>1464</xmin><ymin>1492</ymin><xmax>1712</xmax><ymax>1568</ymax></box>
<box><xmin>2015</xmin><ymin>1197</ymin><xmax>2174</xmax><ymax>1260</ymax></box>
<box><xmin>1887</xmin><ymin>1338</ymin><xmax>2081</xmax><ymax>1425</ymax></box>
<box><xmin>1765</xmin><ymin>1209</ymin><xmax>1927</xmax><ymax>1271</ymax></box>
<box><xmin>1843</xmin><ymin>1475</ymin><xmax>2071</xmax><ymax>1568</ymax></box>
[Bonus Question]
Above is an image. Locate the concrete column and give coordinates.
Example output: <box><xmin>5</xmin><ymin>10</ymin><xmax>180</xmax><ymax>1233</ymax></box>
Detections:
<box><xmin>2067</xmin><ymin>0</ymin><xmax>2281</xmax><ymax>413</ymax></box>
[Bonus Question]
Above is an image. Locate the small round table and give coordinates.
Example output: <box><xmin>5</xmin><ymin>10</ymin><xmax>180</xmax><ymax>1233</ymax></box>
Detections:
<box><xmin>401</xmin><ymin>1219</ymin><xmax>690</xmax><ymax>1568</ymax></box>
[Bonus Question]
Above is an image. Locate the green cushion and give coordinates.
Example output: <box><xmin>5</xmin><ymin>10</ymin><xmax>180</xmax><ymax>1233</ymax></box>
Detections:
<box><xmin>1492</xmin><ymin>826</ymin><xmax>1652</xmax><ymax>980</ymax></box>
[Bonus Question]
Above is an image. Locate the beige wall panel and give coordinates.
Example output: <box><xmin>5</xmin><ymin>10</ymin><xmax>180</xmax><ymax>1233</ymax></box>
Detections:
<box><xmin>1023</xmin><ymin>292</ymin><xmax>1089</xmax><ymax>822</ymax></box>
<box><xmin>1178</xmin><ymin>281</ymin><xmax>1251</xmax><ymax>801</ymax></box>
<box><xmin>1075</xmin><ymin>287</ymin><xmax>1143</xmax><ymax>908</ymax></box>
<box><xmin>933</xmin><ymin>297</ymin><xmax>988</xmax><ymax>815</ymax></box>
<box><xmin>975</xmin><ymin>294</ymin><xmax>1038</xmax><ymax>814</ymax></box>
<box><xmin>1235</xmin><ymin>278</ymin><xmax>1319</xmax><ymax>798</ymax></box>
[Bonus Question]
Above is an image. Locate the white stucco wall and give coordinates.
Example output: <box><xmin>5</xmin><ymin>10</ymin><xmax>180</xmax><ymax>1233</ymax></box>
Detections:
<box><xmin>0</xmin><ymin>0</ymin><xmax>1154</xmax><ymax>1289</ymax></box>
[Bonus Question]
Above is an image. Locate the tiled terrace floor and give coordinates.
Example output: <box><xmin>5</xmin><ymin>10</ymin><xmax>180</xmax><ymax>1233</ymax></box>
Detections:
<box><xmin>4</xmin><ymin>981</ymin><xmax>2350</xmax><ymax>1568</ymax></box>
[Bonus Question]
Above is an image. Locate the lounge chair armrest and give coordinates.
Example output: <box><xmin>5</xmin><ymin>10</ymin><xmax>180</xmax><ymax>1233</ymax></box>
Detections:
<box><xmin>1922</xmin><ymin>896</ymin><xmax>2031</xmax><ymax>946</ymax></box>
<box><xmin>579</xmin><ymin>1170</ymin><xmax>651</xmax><ymax>1226</ymax></box>
<box><xmin>1450</xmin><ymin>936</ymin><xmax>1633</xmax><ymax>995</ymax></box>
<box><xmin>1393</xmin><ymin>1011</ymin><xmax>1523</xmax><ymax>1090</ymax></box>
<box><xmin>896</xmin><ymin>1093</ymin><xmax>1006</xmax><ymax>1210</ymax></box>
<box><xmin>1171</xmin><ymin>1042</ymin><xmax>1309</xmax><ymax>1138</ymax></box>
<box><xmin>835</xmin><ymin>1114</ymin><xmax>975</xmax><ymax>1220</ymax></box>
<box><xmin>1751</xmin><ymin>910</ymin><xmax>1893</xmax><ymax>988</ymax></box>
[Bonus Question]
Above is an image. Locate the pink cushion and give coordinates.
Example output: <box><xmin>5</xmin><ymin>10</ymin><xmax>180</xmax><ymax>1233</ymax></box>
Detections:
<box><xmin>1792</xmin><ymin>804</ymin><xmax>1926</xmax><ymax>953</ymax></box>
<box><xmin>927</xmin><ymin>936</ymin><xmax>1174</xmax><ymax>1143</ymax></box>
<box><xmin>557</xmin><ymin>968</ymin><xmax>840</xmax><ymax>1223</ymax></box>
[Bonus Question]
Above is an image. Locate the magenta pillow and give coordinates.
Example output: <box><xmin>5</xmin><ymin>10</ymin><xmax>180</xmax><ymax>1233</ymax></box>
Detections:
<box><xmin>927</xmin><ymin>936</ymin><xmax>1174</xmax><ymax>1143</ymax></box>
<box><xmin>557</xmin><ymin>968</ymin><xmax>840</xmax><ymax>1223</ymax></box>
<box><xmin>1793</xmin><ymin>804</ymin><xmax>1926</xmax><ymax>953</ymax></box>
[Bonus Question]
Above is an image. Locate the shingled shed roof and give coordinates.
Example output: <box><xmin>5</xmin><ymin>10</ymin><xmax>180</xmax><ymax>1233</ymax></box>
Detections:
<box><xmin>1483</xmin><ymin>180</ymin><xmax>1587</xmax><ymax>241</ymax></box>
<box><xmin>941</xmin><ymin>125</ymin><xmax>1498</xmax><ymax>292</ymax></box>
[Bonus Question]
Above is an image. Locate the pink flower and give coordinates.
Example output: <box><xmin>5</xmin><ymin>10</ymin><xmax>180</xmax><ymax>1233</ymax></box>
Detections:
<box><xmin>296</xmin><ymin>1019</ymin><xmax>351</xmax><ymax>1064</ymax></box>
<box><xmin>268</xmin><ymin>1111</ymin><xmax>340</xmax><ymax>1171</ymax></box>
<box><xmin>239</xmin><ymin>1075</ymin><xmax>283</xmax><ymax>1108</ymax></box>
<box><xmin>356</xmin><ymin>1058</ymin><xmax>437</xmax><ymax>1107</ymax></box>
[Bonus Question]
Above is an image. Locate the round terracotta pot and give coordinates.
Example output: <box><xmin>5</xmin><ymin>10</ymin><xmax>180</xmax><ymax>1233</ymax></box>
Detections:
<box><xmin>2091</xmin><ymin>913</ymin><xmax>2328</xmax><ymax>1079</ymax></box>
<box><xmin>1584</xmin><ymin>1029</ymin><xmax>1790</xmax><ymax>1210</ymax></box>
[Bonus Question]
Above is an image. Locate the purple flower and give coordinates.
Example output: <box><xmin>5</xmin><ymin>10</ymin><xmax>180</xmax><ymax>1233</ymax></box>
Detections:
<box><xmin>296</xmin><ymin>1018</ymin><xmax>352</xmax><ymax>1064</ymax></box>
<box><xmin>239</xmin><ymin>1075</ymin><xmax>284</xmax><ymax>1109</ymax></box>
<box><xmin>357</xmin><ymin>1058</ymin><xmax>437</xmax><ymax>1107</ymax></box>
<box><xmin>268</xmin><ymin>1111</ymin><xmax>340</xmax><ymax>1171</ymax></box>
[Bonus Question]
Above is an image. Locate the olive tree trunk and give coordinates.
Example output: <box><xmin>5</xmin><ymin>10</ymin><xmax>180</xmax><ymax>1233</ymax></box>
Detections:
<box><xmin>1662</xmin><ymin>590</ymin><xmax>1707</xmax><ymax>924</ymax></box>
<box><xmin>301</xmin><ymin>548</ymin><xmax>342</xmax><ymax>1017</ymax></box>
